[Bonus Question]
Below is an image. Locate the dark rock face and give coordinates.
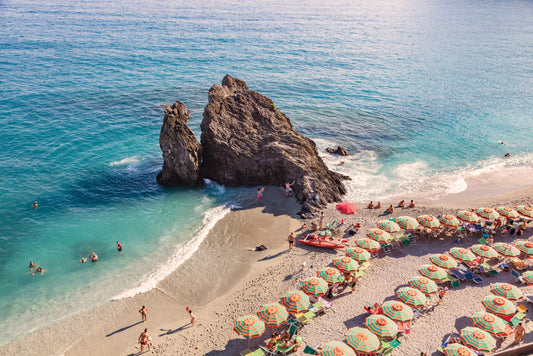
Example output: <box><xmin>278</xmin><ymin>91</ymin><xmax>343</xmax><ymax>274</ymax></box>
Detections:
<box><xmin>326</xmin><ymin>146</ymin><xmax>349</xmax><ymax>156</ymax></box>
<box><xmin>200</xmin><ymin>75</ymin><xmax>349</xmax><ymax>211</ymax></box>
<box><xmin>157</xmin><ymin>101</ymin><xmax>202</xmax><ymax>186</ymax></box>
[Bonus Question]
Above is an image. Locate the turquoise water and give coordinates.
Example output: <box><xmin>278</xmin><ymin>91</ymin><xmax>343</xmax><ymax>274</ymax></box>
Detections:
<box><xmin>1</xmin><ymin>0</ymin><xmax>532</xmax><ymax>344</ymax></box>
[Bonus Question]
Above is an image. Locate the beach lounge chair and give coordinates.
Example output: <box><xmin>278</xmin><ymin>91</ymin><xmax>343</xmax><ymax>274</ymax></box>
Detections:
<box><xmin>381</xmin><ymin>244</ymin><xmax>392</xmax><ymax>255</ymax></box>
<box><xmin>512</xmin><ymin>258</ymin><xmax>528</xmax><ymax>270</ymax></box>
<box><xmin>326</xmin><ymin>220</ymin><xmax>336</xmax><ymax>229</ymax></box>
<box><xmin>303</xmin><ymin>345</ymin><xmax>317</xmax><ymax>355</ymax></box>
<box><xmin>516</xmin><ymin>312</ymin><xmax>526</xmax><ymax>321</ymax></box>
<box><xmin>472</xmin><ymin>276</ymin><xmax>483</xmax><ymax>284</ymax></box>
<box><xmin>359</xmin><ymin>262</ymin><xmax>370</xmax><ymax>271</ymax></box>
<box><xmin>295</xmin><ymin>310</ymin><xmax>315</xmax><ymax>325</ymax></box>
<box><xmin>436</xmin><ymin>334</ymin><xmax>451</xmax><ymax>353</ymax></box>
<box><xmin>511</xmin><ymin>270</ymin><xmax>526</xmax><ymax>284</ymax></box>
<box><xmin>478</xmin><ymin>237</ymin><xmax>487</xmax><ymax>245</ymax></box>
<box><xmin>451</xmin><ymin>279</ymin><xmax>460</xmax><ymax>289</ymax></box>
<box><xmin>449</xmin><ymin>269</ymin><xmax>466</xmax><ymax>281</ymax></box>
<box><xmin>517</xmin><ymin>304</ymin><xmax>528</xmax><ymax>313</ymax></box>
<box><xmin>259</xmin><ymin>346</ymin><xmax>277</xmax><ymax>356</ymax></box>
<box><xmin>509</xmin><ymin>316</ymin><xmax>520</xmax><ymax>328</ymax></box>
<box><xmin>356</xmin><ymin>270</ymin><xmax>367</xmax><ymax>278</ymax></box>
<box><xmin>241</xmin><ymin>348</ymin><xmax>266</xmax><ymax>356</ymax></box>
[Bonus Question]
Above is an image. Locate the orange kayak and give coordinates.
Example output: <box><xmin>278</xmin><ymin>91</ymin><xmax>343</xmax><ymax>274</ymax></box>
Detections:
<box><xmin>299</xmin><ymin>234</ymin><xmax>348</xmax><ymax>249</ymax></box>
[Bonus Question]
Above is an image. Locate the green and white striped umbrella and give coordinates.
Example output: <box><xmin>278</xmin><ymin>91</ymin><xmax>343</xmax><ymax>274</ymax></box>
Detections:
<box><xmin>490</xmin><ymin>283</ymin><xmax>523</xmax><ymax>301</ymax></box>
<box><xmin>419</xmin><ymin>264</ymin><xmax>447</xmax><ymax>282</ymax></box>
<box><xmin>280</xmin><ymin>290</ymin><xmax>310</xmax><ymax>314</ymax></box>
<box><xmin>493</xmin><ymin>242</ymin><xmax>520</xmax><ymax>257</ymax></box>
<box><xmin>482</xmin><ymin>295</ymin><xmax>515</xmax><ymax>318</ymax></box>
<box><xmin>257</xmin><ymin>302</ymin><xmax>289</xmax><ymax>327</ymax></box>
<box><xmin>457</xmin><ymin>210</ymin><xmax>481</xmax><ymax>223</ymax></box>
<box><xmin>366</xmin><ymin>228</ymin><xmax>391</xmax><ymax>243</ymax></box>
<box><xmin>460</xmin><ymin>327</ymin><xmax>497</xmax><ymax>353</ymax></box>
<box><xmin>381</xmin><ymin>300</ymin><xmax>413</xmax><ymax>322</ymax></box>
<box><xmin>376</xmin><ymin>220</ymin><xmax>401</xmax><ymax>233</ymax></box>
<box><xmin>470</xmin><ymin>312</ymin><xmax>508</xmax><ymax>336</ymax></box>
<box><xmin>449</xmin><ymin>247</ymin><xmax>476</xmax><ymax>262</ymax></box>
<box><xmin>365</xmin><ymin>315</ymin><xmax>398</xmax><ymax>339</ymax></box>
<box><xmin>470</xmin><ymin>244</ymin><xmax>499</xmax><ymax>259</ymax></box>
<box><xmin>300</xmin><ymin>277</ymin><xmax>329</xmax><ymax>297</ymax></box>
<box><xmin>355</xmin><ymin>238</ymin><xmax>381</xmax><ymax>251</ymax></box>
<box><xmin>476</xmin><ymin>207</ymin><xmax>500</xmax><ymax>220</ymax></box>
<box><xmin>333</xmin><ymin>256</ymin><xmax>359</xmax><ymax>273</ymax></box>
<box><xmin>522</xmin><ymin>271</ymin><xmax>533</xmax><ymax>285</ymax></box>
<box><xmin>516</xmin><ymin>240</ymin><xmax>533</xmax><ymax>255</ymax></box>
<box><xmin>516</xmin><ymin>205</ymin><xmax>533</xmax><ymax>218</ymax></box>
<box><xmin>321</xmin><ymin>341</ymin><xmax>356</xmax><ymax>356</ymax></box>
<box><xmin>396</xmin><ymin>287</ymin><xmax>427</xmax><ymax>308</ymax></box>
<box><xmin>234</xmin><ymin>315</ymin><xmax>265</xmax><ymax>338</ymax></box>
<box><xmin>430</xmin><ymin>253</ymin><xmax>458</xmax><ymax>269</ymax></box>
<box><xmin>417</xmin><ymin>215</ymin><xmax>441</xmax><ymax>229</ymax></box>
<box><xmin>396</xmin><ymin>216</ymin><xmax>420</xmax><ymax>230</ymax></box>
<box><xmin>408</xmin><ymin>276</ymin><xmax>438</xmax><ymax>295</ymax></box>
<box><xmin>443</xmin><ymin>344</ymin><xmax>476</xmax><ymax>356</ymax></box>
<box><xmin>438</xmin><ymin>214</ymin><xmax>461</xmax><ymax>228</ymax></box>
<box><xmin>495</xmin><ymin>206</ymin><xmax>519</xmax><ymax>219</ymax></box>
<box><xmin>346</xmin><ymin>247</ymin><xmax>371</xmax><ymax>262</ymax></box>
<box><xmin>345</xmin><ymin>327</ymin><xmax>380</xmax><ymax>354</ymax></box>
<box><xmin>317</xmin><ymin>267</ymin><xmax>345</xmax><ymax>285</ymax></box>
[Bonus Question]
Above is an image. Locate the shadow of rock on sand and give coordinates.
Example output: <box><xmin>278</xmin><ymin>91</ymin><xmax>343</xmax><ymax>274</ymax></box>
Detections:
<box><xmin>106</xmin><ymin>321</ymin><xmax>143</xmax><ymax>337</ymax></box>
<box><xmin>258</xmin><ymin>250</ymin><xmax>287</xmax><ymax>261</ymax></box>
<box><xmin>159</xmin><ymin>323</ymin><xmax>192</xmax><ymax>336</ymax></box>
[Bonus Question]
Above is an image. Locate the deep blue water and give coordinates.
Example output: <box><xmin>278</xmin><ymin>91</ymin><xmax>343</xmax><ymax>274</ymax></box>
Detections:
<box><xmin>0</xmin><ymin>0</ymin><xmax>532</xmax><ymax>344</ymax></box>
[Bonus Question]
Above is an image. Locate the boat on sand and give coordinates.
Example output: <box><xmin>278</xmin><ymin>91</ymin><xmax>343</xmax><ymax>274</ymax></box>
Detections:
<box><xmin>298</xmin><ymin>234</ymin><xmax>348</xmax><ymax>249</ymax></box>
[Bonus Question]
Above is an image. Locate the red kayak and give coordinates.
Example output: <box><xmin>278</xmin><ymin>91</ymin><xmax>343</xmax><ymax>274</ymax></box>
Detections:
<box><xmin>299</xmin><ymin>234</ymin><xmax>348</xmax><ymax>249</ymax></box>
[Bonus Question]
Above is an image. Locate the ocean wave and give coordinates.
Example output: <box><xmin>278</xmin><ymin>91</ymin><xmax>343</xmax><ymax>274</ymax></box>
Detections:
<box><xmin>109</xmin><ymin>156</ymin><xmax>141</xmax><ymax>166</ymax></box>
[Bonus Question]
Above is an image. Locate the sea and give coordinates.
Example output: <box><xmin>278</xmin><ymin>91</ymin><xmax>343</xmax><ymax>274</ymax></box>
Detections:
<box><xmin>1</xmin><ymin>0</ymin><xmax>532</xmax><ymax>345</ymax></box>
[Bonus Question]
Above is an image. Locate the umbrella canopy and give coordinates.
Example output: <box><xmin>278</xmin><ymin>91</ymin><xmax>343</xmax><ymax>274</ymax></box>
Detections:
<box><xmin>490</xmin><ymin>283</ymin><xmax>523</xmax><ymax>301</ymax></box>
<box><xmin>257</xmin><ymin>302</ymin><xmax>289</xmax><ymax>327</ymax></box>
<box><xmin>470</xmin><ymin>244</ymin><xmax>499</xmax><ymax>259</ymax></box>
<box><xmin>234</xmin><ymin>315</ymin><xmax>266</xmax><ymax>338</ymax></box>
<box><xmin>493</xmin><ymin>242</ymin><xmax>520</xmax><ymax>257</ymax></box>
<box><xmin>408</xmin><ymin>276</ymin><xmax>438</xmax><ymax>295</ymax></box>
<box><xmin>345</xmin><ymin>327</ymin><xmax>380</xmax><ymax>354</ymax></box>
<box><xmin>457</xmin><ymin>210</ymin><xmax>481</xmax><ymax>223</ymax></box>
<box><xmin>396</xmin><ymin>216</ymin><xmax>420</xmax><ymax>230</ymax></box>
<box><xmin>443</xmin><ymin>344</ymin><xmax>477</xmax><ymax>356</ymax></box>
<box><xmin>495</xmin><ymin>206</ymin><xmax>519</xmax><ymax>219</ymax></box>
<box><xmin>300</xmin><ymin>277</ymin><xmax>329</xmax><ymax>297</ymax></box>
<box><xmin>280</xmin><ymin>290</ymin><xmax>310</xmax><ymax>314</ymax></box>
<box><xmin>460</xmin><ymin>327</ymin><xmax>497</xmax><ymax>353</ymax></box>
<box><xmin>449</xmin><ymin>247</ymin><xmax>477</xmax><ymax>262</ymax></box>
<box><xmin>333</xmin><ymin>256</ymin><xmax>359</xmax><ymax>273</ymax></box>
<box><xmin>482</xmin><ymin>295</ymin><xmax>516</xmax><ymax>317</ymax></box>
<box><xmin>430</xmin><ymin>254</ymin><xmax>458</xmax><ymax>269</ymax></box>
<box><xmin>516</xmin><ymin>205</ymin><xmax>533</xmax><ymax>218</ymax></box>
<box><xmin>346</xmin><ymin>247</ymin><xmax>371</xmax><ymax>262</ymax></box>
<box><xmin>417</xmin><ymin>215</ymin><xmax>441</xmax><ymax>229</ymax></box>
<box><xmin>366</xmin><ymin>228</ymin><xmax>391</xmax><ymax>243</ymax></box>
<box><xmin>376</xmin><ymin>220</ymin><xmax>401</xmax><ymax>233</ymax></box>
<box><xmin>396</xmin><ymin>287</ymin><xmax>427</xmax><ymax>308</ymax></box>
<box><xmin>476</xmin><ymin>207</ymin><xmax>500</xmax><ymax>220</ymax></box>
<box><xmin>470</xmin><ymin>312</ymin><xmax>508</xmax><ymax>336</ymax></box>
<box><xmin>515</xmin><ymin>240</ymin><xmax>533</xmax><ymax>255</ymax></box>
<box><xmin>438</xmin><ymin>214</ymin><xmax>461</xmax><ymax>228</ymax></box>
<box><xmin>336</xmin><ymin>202</ymin><xmax>358</xmax><ymax>215</ymax></box>
<box><xmin>522</xmin><ymin>271</ymin><xmax>533</xmax><ymax>285</ymax></box>
<box><xmin>355</xmin><ymin>238</ymin><xmax>381</xmax><ymax>251</ymax></box>
<box><xmin>365</xmin><ymin>315</ymin><xmax>398</xmax><ymax>339</ymax></box>
<box><xmin>381</xmin><ymin>300</ymin><xmax>413</xmax><ymax>322</ymax></box>
<box><xmin>321</xmin><ymin>341</ymin><xmax>356</xmax><ymax>356</ymax></box>
<box><xmin>419</xmin><ymin>264</ymin><xmax>447</xmax><ymax>282</ymax></box>
<box><xmin>317</xmin><ymin>267</ymin><xmax>345</xmax><ymax>285</ymax></box>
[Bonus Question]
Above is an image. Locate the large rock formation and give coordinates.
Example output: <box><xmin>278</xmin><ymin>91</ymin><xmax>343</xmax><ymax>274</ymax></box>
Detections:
<box><xmin>157</xmin><ymin>101</ymin><xmax>202</xmax><ymax>186</ymax></box>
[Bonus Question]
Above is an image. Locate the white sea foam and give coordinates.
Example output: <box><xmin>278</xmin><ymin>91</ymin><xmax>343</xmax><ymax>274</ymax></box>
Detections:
<box><xmin>109</xmin><ymin>156</ymin><xmax>141</xmax><ymax>166</ymax></box>
<box><xmin>112</xmin><ymin>205</ymin><xmax>231</xmax><ymax>300</ymax></box>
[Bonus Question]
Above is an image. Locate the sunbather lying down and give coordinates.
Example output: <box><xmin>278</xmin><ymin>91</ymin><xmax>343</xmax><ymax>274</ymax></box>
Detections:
<box><xmin>364</xmin><ymin>302</ymin><xmax>383</xmax><ymax>314</ymax></box>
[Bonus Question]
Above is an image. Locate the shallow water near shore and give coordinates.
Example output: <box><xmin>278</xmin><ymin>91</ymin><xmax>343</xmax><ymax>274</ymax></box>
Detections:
<box><xmin>1</xmin><ymin>0</ymin><xmax>532</xmax><ymax>345</ymax></box>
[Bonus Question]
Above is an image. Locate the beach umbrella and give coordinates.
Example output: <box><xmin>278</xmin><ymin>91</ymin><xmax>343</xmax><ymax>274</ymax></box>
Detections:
<box><xmin>333</xmin><ymin>256</ymin><xmax>359</xmax><ymax>273</ymax></box>
<box><xmin>396</xmin><ymin>216</ymin><xmax>419</xmax><ymax>230</ymax></box>
<box><xmin>234</xmin><ymin>315</ymin><xmax>265</xmax><ymax>347</ymax></box>
<box><xmin>346</xmin><ymin>247</ymin><xmax>371</xmax><ymax>262</ymax></box>
<box><xmin>376</xmin><ymin>220</ymin><xmax>401</xmax><ymax>233</ymax></box>
<box><xmin>490</xmin><ymin>283</ymin><xmax>523</xmax><ymax>301</ymax></box>
<box><xmin>493</xmin><ymin>242</ymin><xmax>520</xmax><ymax>257</ymax></box>
<box><xmin>396</xmin><ymin>287</ymin><xmax>427</xmax><ymax>308</ymax></box>
<box><xmin>345</xmin><ymin>327</ymin><xmax>380</xmax><ymax>354</ymax></box>
<box><xmin>476</xmin><ymin>207</ymin><xmax>500</xmax><ymax>220</ymax></box>
<box><xmin>470</xmin><ymin>312</ymin><xmax>508</xmax><ymax>336</ymax></box>
<box><xmin>482</xmin><ymin>295</ymin><xmax>516</xmax><ymax>318</ymax></box>
<box><xmin>336</xmin><ymin>202</ymin><xmax>358</xmax><ymax>215</ymax></box>
<box><xmin>522</xmin><ymin>271</ymin><xmax>533</xmax><ymax>285</ymax></box>
<box><xmin>449</xmin><ymin>247</ymin><xmax>476</xmax><ymax>262</ymax></box>
<box><xmin>430</xmin><ymin>254</ymin><xmax>458</xmax><ymax>269</ymax></box>
<box><xmin>457</xmin><ymin>210</ymin><xmax>480</xmax><ymax>223</ymax></box>
<box><xmin>516</xmin><ymin>205</ymin><xmax>533</xmax><ymax>218</ymax></box>
<box><xmin>408</xmin><ymin>276</ymin><xmax>438</xmax><ymax>295</ymax></box>
<box><xmin>381</xmin><ymin>300</ymin><xmax>413</xmax><ymax>322</ymax></box>
<box><xmin>321</xmin><ymin>341</ymin><xmax>356</xmax><ymax>356</ymax></box>
<box><xmin>280</xmin><ymin>290</ymin><xmax>310</xmax><ymax>314</ymax></box>
<box><xmin>365</xmin><ymin>315</ymin><xmax>398</xmax><ymax>339</ymax></box>
<box><xmin>443</xmin><ymin>344</ymin><xmax>477</xmax><ymax>356</ymax></box>
<box><xmin>417</xmin><ymin>215</ymin><xmax>441</xmax><ymax>229</ymax></box>
<box><xmin>438</xmin><ymin>214</ymin><xmax>460</xmax><ymax>228</ymax></box>
<box><xmin>470</xmin><ymin>244</ymin><xmax>499</xmax><ymax>259</ymax></box>
<box><xmin>355</xmin><ymin>238</ymin><xmax>381</xmax><ymax>251</ymax></box>
<box><xmin>257</xmin><ymin>302</ymin><xmax>289</xmax><ymax>327</ymax></box>
<box><xmin>460</xmin><ymin>327</ymin><xmax>497</xmax><ymax>353</ymax></box>
<box><xmin>300</xmin><ymin>277</ymin><xmax>329</xmax><ymax>297</ymax></box>
<box><xmin>515</xmin><ymin>240</ymin><xmax>533</xmax><ymax>255</ymax></box>
<box><xmin>495</xmin><ymin>206</ymin><xmax>519</xmax><ymax>219</ymax></box>
<box><xmin>317</xmin><ymin>267</ymin><xmax>345</xmax><ymax>285</ymax></box>
<box><xmin>366</xmin><ymin>228</ymin><xmax>391</xmax><ymax>243</ymax></box>
<box><xmin>419</xmin><ymin>264</ymin><xmax>447</xmax><ymax>282</ymax></box>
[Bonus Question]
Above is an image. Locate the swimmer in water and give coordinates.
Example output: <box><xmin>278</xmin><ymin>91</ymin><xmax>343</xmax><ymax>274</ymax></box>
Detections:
<box><xmin>504</xmin><ymin>153</ymin><xmax>510</xmax><ymax>158</ymax></box>
<box><xmin>29</xmin><ymin>261</ymin><xmax>36</xmax><ymax>270</ymax></box>
<box><xmin>89</xmin><ymin>253</ymin><xmax>98</xmax><ymax>262</ymax></box>
<box><xmin>80</xmin><ymin>257</ymin><xmax>87</xmax><ymax>263</ymax></box>
<box><xmin>32</xmin><ymin>267</ymin><xmax>45</xmax><ymax>275</ymax></box>
<box><xmin>31</xmin><ymin>202</ymin><xmax>38</xmax><ymax>208</ymax></box>
<box><xmin>116</xmin><ymin>241</ymin><xmax>122</xmax><ymax>252</ymax></box>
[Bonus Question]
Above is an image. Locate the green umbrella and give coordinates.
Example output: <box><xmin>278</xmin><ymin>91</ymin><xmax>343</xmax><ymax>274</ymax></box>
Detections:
<box><xmin>365</xmin><ymin>315</ymin><xmax>398</xmax><ymax>339</ymax></box>
<box><xmin>366</xmin><ymin>228</ymin><xmax>391</xmax><ymax>243</ymax></box>
<box><xmin>333</xmin><ymin>256</ymin><xmax>359</xmax><ymax>273</ymax></box>
<box><xmin>376</xmin><ymin>220</ymin><xmax>401</xmax><ymax>233</ymax></box>
<box><xmin>438</xmin><ymin>214</ymin><xmax>460</xmax><ymax>228</ymax></box>
<box><xmin>381</xmin><ymin>300</ymin><xmax>413</xmax><ymax>322</ymax></box>
<box><xmin>280</xmin><ymin>290</ymin><xmax>310</xmax><ymax>314</ymax></box>
<box><xmin>355</xmin><ymin>238</ymin><xmax>381</xmax><ymax>251</ymax></box>
<box><xmin>443</xmin><ymin>344</ymin><xmax>476</xmax><ymax>356</ymax></box>
<box><xmin>257</xmin><ymin>302</ymin><xmax>289</xmax><ymax>327</ymax></box>
<box><xmin>234</xmin><ymin>315</ymin><xmax>265</xmax><ymax>339</ymax></box>
<box><xmin>460</xmin><ymin>327</ymin><xmax>497</xmax><ymax>352</ymax></box>
<box><xmin>457</xmin><ymin>210</ymin><xmax>480</xmax><ymax>223</ymax></box>
<box><xmin>493</xmin><ymin>242</ymin><xmax>520</xmax><ymax>257</ymax></box>
<box><xmin>300</xmin><ymin>277</ymin><xmax>329</xmax><ymax>297</ymax></box>
<box><xmin>495</xmin><ymin>206</ymin><xmax>519</xmax><ymax>219</ymax></box>
<box><xmin>476</xmin><ymin>207</ymin><xmax>500</xmax><ymax>220</ymax></box>
<box><xmin>470</xmin><ymin>312</ymin><xmax>508</xmax><ymax>336</ymax></box>
<box><xmin>346</xmin><ymin>247</ymin><xmax>371</xmax><ymax>262</ymax></box>
<box><xmin>419</xmin><ymin>264</ymin><xmax>447</xmax><ymax>282</ymax></box>
<box><xmin>345</xmin><ymin>327</ymin><xmax>380</xmax><ymax>354</ymax></box>
<box><xmin>396</xmin><ymin>287</ymin><xmax>427</xmax><ymax>308</ymax></box>
<box><xmin>408</xmin><ymin>276</ymin><xmax>438</xmax><ymax>295</ymax></box>
<box><xmin>449</xmin><ymin>247</ymin><xmax>477</xmax><ymax>262</ymax></box>
<box><xmin>482</xmin><ymin>295</ymin><xmax>515</xmax><ymax>318</ymax></box>
<box><xmin>417</xmin><ymin>215</ymin><xmax>441</xmax><ymax>229</ymax></box>
<box><xmin>490</xmin><ymin>283</ymin><xmax>523</xmax><ymax>301</ymax></box>
<box><xmin>515</xmin><ymin>240</ymin><xmax>533</xmax><ymax>255</ymax></box>
<box><xmin>430</xmin><ymin>253</ymin><xmax>458</xmax><ymax>269</ymax></box>
<box><xmin>317</xmin><ymin>267</ymin><xmax>345</xmax><ymax>285</ymax></box>
<box><xmin>396</xmin><ymin>216</ymin><xmax>420</xmax><ymax>230</ymax></box>
<box><xmin>321</xmin><ymin>341</ymin><xmax>356</xmax><ymax>356</ymax></box>
<box><xmin>470</xmin><ymin>244</ymin><xmax>499</xmax><ymax>259</ymax></box>
<box><xmin>516</xmin><ymin>204</ymin><xmax>533</xmax><ymax>218</ymax></box>
<box><xmin>522</xmin><ymin>271</ymin><xmax>533</xmax><ymax>285</ymax></box>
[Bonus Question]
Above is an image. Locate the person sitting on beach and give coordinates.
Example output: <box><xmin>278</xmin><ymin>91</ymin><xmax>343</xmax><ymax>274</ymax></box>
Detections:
<box><xmin>300</xmin><ymin>222</ymin><xmax>308</xmax><ymax>231</ymax></box>
<box><xmin>32</xmin><ymin>267</ymin><xmax>45</xmax><ymax>275</ymax></box>
<box><xmin>266</xmin><ymin>332</ymin><xmax>280</xmax><ymax>350</ymax></box>
<box><xmin>29</xmin><ymin>261</ymin><xmax>36</xmax><ymax>270</ymax></box>
<box><xmin>398</xmin><ymin>200</ymin><xmax>405</xmax><ymax>207</ymax></box>
<box><xmin>291</xmin><ymin>336</ymin><xmax>301</xmax><ymax>352</ymax></box>
<box><xmin>408</xmin><ymin>200</ymin><xmax>415</xmax><ymax>208</ymax></box>
<box><xmin>311</xmin><ymin>222</ymin><xmax>318</xmax><ymax>231</ymax></box>
<box><xmin>80</xmin><ymin>257</ymin><xmax>87</xmax><ymax>263</ymax></box>
<box><xmin>438</xmin><ymin>287</ymin><xmax>448</xmax><ymax>304</ymax></box>
<box><xmin>375</xmin><ymin>202</ymin><xmax>381</xmax><ymax>209</ymax></box>
<box><xmin>346</xmin><ymin>223</ymin><xmax>361</xmax><ymax>235</ymax></box>
<box><xmin>367</xmin><ymin>201</ymin><xmax>374</xmax><ymax>209</ymax></box>
<box><xmin>280</xmin><ymin>332</ymin><xmax>291</xmax><ymax>348</ymax></box>
<box><xmin>493</xmin><ymin>218</ymin><xmax>502</xmax><ymax>231</ymax></box>
<box><xmin>449</xmin><ymin>336</ymin><xmax>463</xmax><ymax>345</ymax></box>
<box><xmin>89</xmin><ymin>253</ymin><xmax>98</xmax><ymax>262</ymax></box>
<box><xmin>388</xmin><ymin>205</ymin><xmax>394</xmax><ymax>214</ymax></box>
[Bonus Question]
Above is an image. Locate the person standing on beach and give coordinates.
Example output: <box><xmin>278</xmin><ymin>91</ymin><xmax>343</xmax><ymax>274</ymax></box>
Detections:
<box><xmin>287</xmin><ymin>232</ymin><xmax>295</xmax><ymax>252</ymax></box>
<box><xmin>186</xmin><ymin>307</ymin><xmax>195</xmax><ymax>326</ymax></box>
<box><xmin>138</xmin><ymin>328</ymin><xmax>151</xmax><ymax>352</ymax></box>
<box><xmin>514</xmin><ymin>322</ymin><xmax>525</xmax><ymax>344</ymax></box>
<box><xmin>257</xmin><ymin>188</ymin><xmax>264</xmax><ymax>204</ymax></box>
<box><xmin>319</xmin><ymin>212</ymin><xmax>324</xmax><ymax>230</ymax></box>
<box><xmin>139</xmin><ymin>306</ymin><xmax>147</xmax><ymax>322</ymax></box>
<box><xmin>285</xmin><ymin>181</ymin><xmax>295</xmax><ymax>197</ymax></box>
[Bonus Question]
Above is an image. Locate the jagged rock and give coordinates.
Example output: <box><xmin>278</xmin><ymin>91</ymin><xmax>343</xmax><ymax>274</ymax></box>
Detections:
<box><xmin>157</xmin><ymin>101</ymin><xmax>202</xmax><ymax>186</ymax></box>
<box><xmin>326</xmin><ymin>146</ymin><xmax>349</xmax><ymax>156</ymax></box>
<box><xmin>200</xmin><ymin>75</ymin><xmax>349</xmax><ymax>211</ymax></box>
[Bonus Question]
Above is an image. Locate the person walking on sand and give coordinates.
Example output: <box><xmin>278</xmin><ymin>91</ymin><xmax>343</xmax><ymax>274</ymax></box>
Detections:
<box><xmin>186</xmin><ymin>307</ymin><xmax>195</xmax><ymax>326</ymax></box>
<box><xmin>138</xmin><ymin>328</ymin><xmax>151</xmax><ymax>352</ymax></box>
<box><xmin>287</xmin><ymin>232</ymin><xmax>295</xmax><ymax>252</ymax></box>
<box><xmin>513</xmin><ymin>322</ymin><xmax>525</xmax><ymax>344</ymax></box>
<box><xmin>116</xmin><ymin>241</ymin><xmax>122</xmax><ymax>252</ymax></box>
<box><xmin>139</xmin><ymin>306</ymin><xmax>147</xmax><ymax>322</ymax></box>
